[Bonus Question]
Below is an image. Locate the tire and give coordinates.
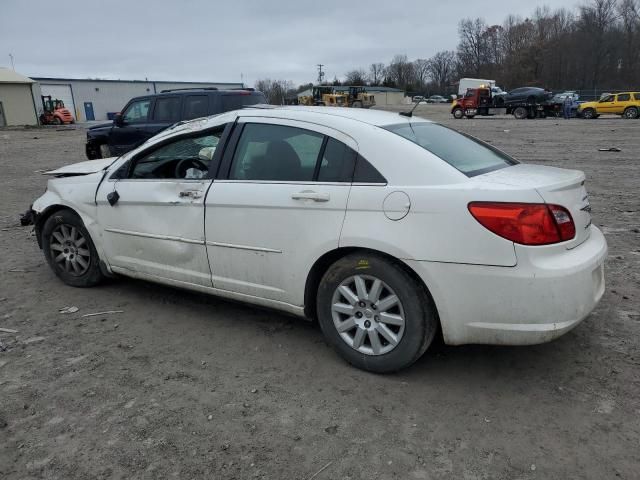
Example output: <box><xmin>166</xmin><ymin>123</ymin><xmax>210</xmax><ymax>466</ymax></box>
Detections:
<box><xmin>351</xmin><ymin>101</ymin><xmax>363</xmax><ymax>108</ymax></box>
<box><xmin>623</xmin><ymin>107</ymin><xmax>638</xmax><ymax>119</ymax></box>
<box><xmin>452</xmin><ymin>108</ymin><xmax>464</xmax><ymax>119</ymax></box>
<box><xmin>316</xmin><ymin>253</ymin><xmax>438</xmax><ymax>373</ymax></box>
<box><xmin>42</xmin><ymin>209</ymin><xmax>104</xmax><ymax>288</ymax></box>
<box><xmin>53</xmin><ymin>117</ymin><xmax>62</xmax><ymax>125</ymax></box>
<box><xmin>99</xmin><ymin>144</ymin><xmax>111</xmax><ymax>158</ymax></box>
<box><xmin>513</xmin><ymin>106</ymin><xmax>528</xmax><ymax>119</ymax></box>
<box><xmin>582</xmin><ymin>108</ymin><xmax>596</xmax><ymax>119</ymax></box>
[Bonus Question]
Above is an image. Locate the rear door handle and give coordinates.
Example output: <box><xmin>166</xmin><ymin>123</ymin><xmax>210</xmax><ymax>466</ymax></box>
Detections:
<box><xmin>179</xmin><ymin>190</ymin><xmax>203</xmax><ymax>199</ymax></box>
<box><xmin>291</xmin><ymin>191</ymin><xmax>330</xmax><ymax>202</ymax></box>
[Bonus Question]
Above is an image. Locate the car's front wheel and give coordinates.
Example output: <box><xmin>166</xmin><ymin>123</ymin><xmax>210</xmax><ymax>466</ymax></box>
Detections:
<box><xmin>42</xmin><ymin>209</ymin><xmax>105</xmax><ymax>287</ymax></box>
<box><xmin>316</xmin><ymin>253</ymin><xmax>437</xmax><ymax>373</ymax></box>
<box><xmin>582</xmin><ymin>108</ymin><xmax>596</xmax><ymax>119</ymax></box>
<box><xmin>452</xmin><ymin>107</ymin><xmax>464</xmax><ymax>119</ymax></box>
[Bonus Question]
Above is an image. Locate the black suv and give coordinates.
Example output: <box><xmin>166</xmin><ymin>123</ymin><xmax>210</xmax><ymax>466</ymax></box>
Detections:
<box><xmin>85</xmin><ymin>88</ymin><xmax>267</xmax><ymax>159</ymax></box>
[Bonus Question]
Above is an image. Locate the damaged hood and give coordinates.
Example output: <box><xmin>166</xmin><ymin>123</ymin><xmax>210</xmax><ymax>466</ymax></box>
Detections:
<box><xmin>44</xmin><ymin>157</ymin><xmax>117</xmax><ymax>176</ymax></box>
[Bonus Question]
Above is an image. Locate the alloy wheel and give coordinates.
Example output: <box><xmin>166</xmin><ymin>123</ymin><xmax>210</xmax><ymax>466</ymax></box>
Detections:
<box><xmin>331</xmin><ymin>274</ymin><xmax>406</xmax><ymax>356</ymax></box>
<box><xmin>49</xmin><ymin>224</ymin><xmax>91</xmax><ymax>276</ymax></box>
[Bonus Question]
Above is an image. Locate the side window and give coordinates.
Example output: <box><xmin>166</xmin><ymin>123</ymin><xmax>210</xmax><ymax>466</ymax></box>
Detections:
<box><xmin>617</xmin><ymin>93</ymin><xmax>630</xmax><ymax>102</ymax></box>
<box><xmin>184</xmin><ymin>95</ymin><xmax>209</xmax><ymax>120</ymax></box>
<box><xmin>633</xmin><ymin>93</ymin><xmax>640</xmax><ymax>101</ymax></box>
<box><xmin>353</xmin><ymin>155</ymin><xmax>387</xmax><ymax>184</ymax></box>
<box><xmin>601</xmin><ymin>95</ymin><xmax>615</xmax><ymax>103</ymax></box>
<box><xmin>153</xmin><ymin>97</ymin><xmax>182</xmax><ymax>122</ymax></box>
<box><xmin>122</xmin><ymin>99</ymin><xmax>150</xmax><ymax>123</ymax></box>
<box><xmin>127</xmin><ymin>129</ymin><xmax>223</xmax><ymax>180</ymax></box>
<box><xmin>317</xmin><ymin>138</ymin><xmax>357</xmax><ymax>182</ymax></box>
<box><xmin>229</xmin><ymin>124</ymin><xmax>323</xmax><ymax>181</ymax></box>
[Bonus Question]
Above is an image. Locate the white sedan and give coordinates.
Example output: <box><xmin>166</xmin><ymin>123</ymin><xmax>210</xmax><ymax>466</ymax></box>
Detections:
<box><xmin>31</xmin><ymin>107</ymin><xmax>607</xmax><ymax>372</ymax></box>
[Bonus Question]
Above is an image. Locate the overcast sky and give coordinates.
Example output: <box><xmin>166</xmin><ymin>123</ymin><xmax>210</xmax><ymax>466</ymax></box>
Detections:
<box><xmin>2</xmin><ymin>0</ymin><xmax>577</xmax><ymax>86</ymax></box>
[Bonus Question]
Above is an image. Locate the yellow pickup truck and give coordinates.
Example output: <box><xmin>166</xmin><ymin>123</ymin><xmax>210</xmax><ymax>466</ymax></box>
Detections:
<box><xmin>578</xmin><ymin>92</ymin><xmax>640</xmax><ymax>119</ymax></box>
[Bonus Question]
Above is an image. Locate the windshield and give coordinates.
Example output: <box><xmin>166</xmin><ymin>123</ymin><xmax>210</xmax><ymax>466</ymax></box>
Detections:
<box><xmin>383</xmin><ymin>122</ymin><xmax>517</xmax><ymax>177</ymax></box>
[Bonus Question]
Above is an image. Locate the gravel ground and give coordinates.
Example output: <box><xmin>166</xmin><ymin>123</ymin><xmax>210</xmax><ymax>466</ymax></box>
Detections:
<box><xmin>0</xmin><ymin>105</ymin><xmax>639</xmax><ymax>479</ymax></box>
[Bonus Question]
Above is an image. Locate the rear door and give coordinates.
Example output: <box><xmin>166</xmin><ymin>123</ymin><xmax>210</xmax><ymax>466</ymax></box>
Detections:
<box><xmin>613</xmin><ymin>93</ymin><xmax>631</xmax><ymax>114</ymax></box>
<box><xmin>204</xmin><ymin>117</ymin><xmax>357</xmax><ymax>305</ymax></box>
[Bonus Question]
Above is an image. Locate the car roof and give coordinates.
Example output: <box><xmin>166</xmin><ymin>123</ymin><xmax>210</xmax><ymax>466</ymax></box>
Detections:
<box><xmin>128</xmin><ymin>89</ymin><xmax>263</xmax><ymax>102</ymax></box>
<box><xmin>237</xmin><ymin>105</ymin><xmax>432</xmax><ymax>127</ymax></box>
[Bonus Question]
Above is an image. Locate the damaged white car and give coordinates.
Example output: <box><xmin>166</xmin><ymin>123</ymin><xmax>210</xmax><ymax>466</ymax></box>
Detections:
<box><xmin>31</xmin><ymin>107</ymin><xmax>607</xmax><ymax>372</ymax></box>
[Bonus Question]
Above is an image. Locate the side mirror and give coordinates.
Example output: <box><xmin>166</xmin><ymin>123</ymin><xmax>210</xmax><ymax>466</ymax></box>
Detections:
<box><xmin>113</xmin><ymin>113</ymin><xmax>124</xmax><ymax>127</ymax></box>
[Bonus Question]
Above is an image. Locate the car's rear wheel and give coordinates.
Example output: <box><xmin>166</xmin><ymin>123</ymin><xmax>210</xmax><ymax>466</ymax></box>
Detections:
<box><xmin>452</xmin><ymin>108</ymin><xmax>464</xmax><ymax>119</ymax></box>
<box><xmin>582</xmin><ymin>108</ymin><xmax>596</xmax><ymax>119</ymax></box>
<box><xmin>53</xmin><ymin>117</ymin><xmax>62</xmax><ymax>125</ymax></box>
<box><xmin>513</xmin><ymin>106</ymin><xmax>528</xmax><ymax>119</ymax></box>
<box><xmin>316</xmin><ymin>253</ymin><xmax>437</xmax><ymax>373</ymax></box>
<box><xmin>42</xmin><ymin>209</ymin><xmax>104</xmax><ymax>288</ymax></box>
<box><xmin>351</xmin><ymin>101</ymin><xmax>362</xmax><ymax>108</ymax></box>
<box><xmin>623</xmin><ymin>107</ymin><xmax>638</xmax><ymax>119</ymax></box>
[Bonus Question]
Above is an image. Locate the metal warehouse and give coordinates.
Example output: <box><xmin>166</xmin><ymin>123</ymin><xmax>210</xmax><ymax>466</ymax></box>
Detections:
<box><xmin>31</xmin><ymin>77</ymin><xmax>244</xmax><ymax>122</ymax></box>
<box><xmin>0</xmin><ymin>67</ymin><xmax>39</xmax><ymax>126</ymax></box>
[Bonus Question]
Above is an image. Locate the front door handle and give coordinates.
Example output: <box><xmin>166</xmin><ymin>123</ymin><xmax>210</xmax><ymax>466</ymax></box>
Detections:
<box><xmin>179</xmin><ymin>190</ymin><xmax>203</xmax><ymax>199</ymax></box>
<box><xmin>291</xmin><ymin>191</ymin><xmax>330</xmax><ymax>202</ymax></box>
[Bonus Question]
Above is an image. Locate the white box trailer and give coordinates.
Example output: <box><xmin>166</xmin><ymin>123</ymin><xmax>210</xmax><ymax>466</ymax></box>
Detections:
<box><xmin>458</xmin><ymin>78</ymin><xmax>496</xmax><ymax>96</ymax></box>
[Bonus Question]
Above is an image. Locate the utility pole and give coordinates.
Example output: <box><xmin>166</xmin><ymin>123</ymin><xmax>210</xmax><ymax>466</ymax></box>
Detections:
<box><xmin>317</xmin><ymin>64</ymin><xmax>325</xmax><ymax>84</ymax></box>
<box><xmin>9</xmin><ymin>53</ymin><xmax>15</xmax><ymax>70</ymax></box>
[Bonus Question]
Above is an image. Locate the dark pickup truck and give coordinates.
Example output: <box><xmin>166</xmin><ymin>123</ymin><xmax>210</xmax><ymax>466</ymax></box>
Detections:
<box><xmin>86</xmin><ymin>88</ymin><xmax>267</xmax><ymax>159</ymax></box>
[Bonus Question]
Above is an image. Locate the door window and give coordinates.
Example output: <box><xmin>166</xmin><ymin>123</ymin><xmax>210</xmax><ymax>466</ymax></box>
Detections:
<box><xmin>229</xmin><ymin>123</ymin><xmax>323</xmax><ymax>181</ymax></box>
<box><xmin>600</xmin><ymin>95</ymin><xmax>615</xmax><ymax>103</ymax></box>
<box><xmin>122</xmin><ymin>99</ymin><xmax>151</xmax><ymax>123</ymax></box>
<box><xmin>317</xmin><ymin>138</ymin><xmax>357</xmax><ymax>182</ymax></box>
<box><xmin>153</xmin><ymin>97</ymin><xmax>182</xmax><ymax>122</ymax></box>
<box><xmin>125</xmin><ymin>130</ymin><xmax>223</xmax><ymax>180</ymax></box>
<box><xmin>184</xmin><ymin>95</ymin><xmax>209</xmax><ymax>119</ymax></box>
<box><xmin>616</xmin><ymin>93</ymin><xmax>630</xmax><ymax>102</ymax></box>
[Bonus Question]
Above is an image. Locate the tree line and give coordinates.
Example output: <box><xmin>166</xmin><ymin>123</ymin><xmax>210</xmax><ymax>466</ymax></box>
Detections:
<box><xmin>256</xmin><ymin>0</ymin><xmax>640</xmax><ymax>103</ymax></box>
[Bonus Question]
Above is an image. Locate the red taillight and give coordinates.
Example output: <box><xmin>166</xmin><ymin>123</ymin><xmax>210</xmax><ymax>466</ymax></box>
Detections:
<box><xmin>468</xmin><ymin>202</ymin><xmax>575</xmax><ymax>245</ymax></box>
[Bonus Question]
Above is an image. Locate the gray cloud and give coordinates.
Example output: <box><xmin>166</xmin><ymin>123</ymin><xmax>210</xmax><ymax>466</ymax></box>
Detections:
<box><xmin>1</xmin><ymin>0</ymin><xmax>577</xmax><ymax>86</ymax></box>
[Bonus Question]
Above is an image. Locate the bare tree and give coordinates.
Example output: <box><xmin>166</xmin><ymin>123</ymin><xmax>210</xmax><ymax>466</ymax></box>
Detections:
<box><xmin>344</xmin><ymin>69</ymin><xmax>368</xmax><ymax>86</ymax></box>
<box><xmin>386</xmin><ymin>54</ymin><xmax>416</xmax><ymax>90</ymax></box>
<box><xmin>413</xmin><ymin>59</ymin><xmax>430</xmax><ymax>90</ymax></box>
<box><xmin>427</xmin><ymin>51</ymin><xmax>456</xmax><ymax>91</ymax></box>
<box><xmin>457</xmin><ymin>18</ymin><xmax>490</xmax><ymax>76</ymax></box>
<box><xmin>254</xmin><ymin>79</ymin><xmax>294</xmax><ymax>105</ymax></box>
<box><xmin>369</xmin><ymin>63</ymin><xmax>386</xmax><ymax>85</ymax></box>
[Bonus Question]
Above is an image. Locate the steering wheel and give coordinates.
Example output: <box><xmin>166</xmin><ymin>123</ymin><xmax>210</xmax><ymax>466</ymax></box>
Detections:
<box><xmin>174</xmin><ymin>158</ymin><xmax>208</xmax><ymax>178</ymax></box>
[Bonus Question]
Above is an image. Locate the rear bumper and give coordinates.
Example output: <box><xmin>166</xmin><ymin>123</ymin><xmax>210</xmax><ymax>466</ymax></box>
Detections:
<box><xmin>405</xmin><ymin>225</ymin><xmax>607</xmax><ymax>346</ymax></box>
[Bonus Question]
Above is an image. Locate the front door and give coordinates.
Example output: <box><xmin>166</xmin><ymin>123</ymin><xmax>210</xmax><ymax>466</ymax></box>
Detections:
<box><xmin>205</xmin><ymin>118</ymin><xmax>357</xmax><ymax>305</ymax></box>
<box><xmin>109</xmin><ymin>97</ymin><xmax>157</xmax><ymax>156</ymax></box>
<box><xmin>84</xmin><ymin>102</ymin><xmax>95</xmax><ymax>121</ymax></box>
<box><xmin>596</xmin><ymin>94</ymin><xmax>616</xmax><ymax>114</ymax></box>
<box><xmin>97</xmin><ymin>127</ymin><xmax>223</xmax><ymax>286</ymax></box>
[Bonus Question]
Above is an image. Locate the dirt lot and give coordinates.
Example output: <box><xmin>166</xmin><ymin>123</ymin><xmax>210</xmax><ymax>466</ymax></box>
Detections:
<box><xmin>1</xmin><ymin>105</ymin><xmax>639</xmax><ymax>479</ymax></box>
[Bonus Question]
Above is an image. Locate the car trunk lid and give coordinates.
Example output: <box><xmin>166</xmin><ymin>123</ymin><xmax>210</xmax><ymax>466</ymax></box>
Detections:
<box><xmin>476</xmin><ymin>164</ymin><xmax>592</xmax><ymax>248</ymax></box>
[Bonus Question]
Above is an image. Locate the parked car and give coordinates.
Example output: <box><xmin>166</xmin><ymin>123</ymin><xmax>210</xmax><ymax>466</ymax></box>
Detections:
<box><xmin>412</xmin><ymin>95</ymin><xmax>426</xmax><ymax>103</ymax></box>
<box><xmin>577</xmin><ymin>92</ymin><xmax>640</xmax><ymax>119</ymax></box>
<box><xmin>552</xmin><ymin>91</ymin><xmax>580</xmax><ymax>103</ymax></box>
<box><xmin>31</xmin><ymin>107</ymin><xmax>607</xmax><ymax>372</ymax></box>
<box><xmin>426</xmin><ymin>95</ymin><xmax>449</xmax><ymax>103</ymax></box>
<box><xmin>85</xmin><ymin>88</ymin><xmax>267</xmax><ymax>159</ymax></box>
<box><xmin>504</xmin><ymin>87</ymin><xmax>552</xmax><ymax>105</ymax></box>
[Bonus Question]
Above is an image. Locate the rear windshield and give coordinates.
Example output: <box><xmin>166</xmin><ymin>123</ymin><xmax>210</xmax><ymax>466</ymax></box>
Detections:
<box><xmin>221</xmin><ymin>93</ymin><xmax>266</xmax><ymax>111</ymax></box>
<box><xmin>383</xmin><ymin>122</ymin><xmax>517</xmax><ymax>176</ymax></box>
